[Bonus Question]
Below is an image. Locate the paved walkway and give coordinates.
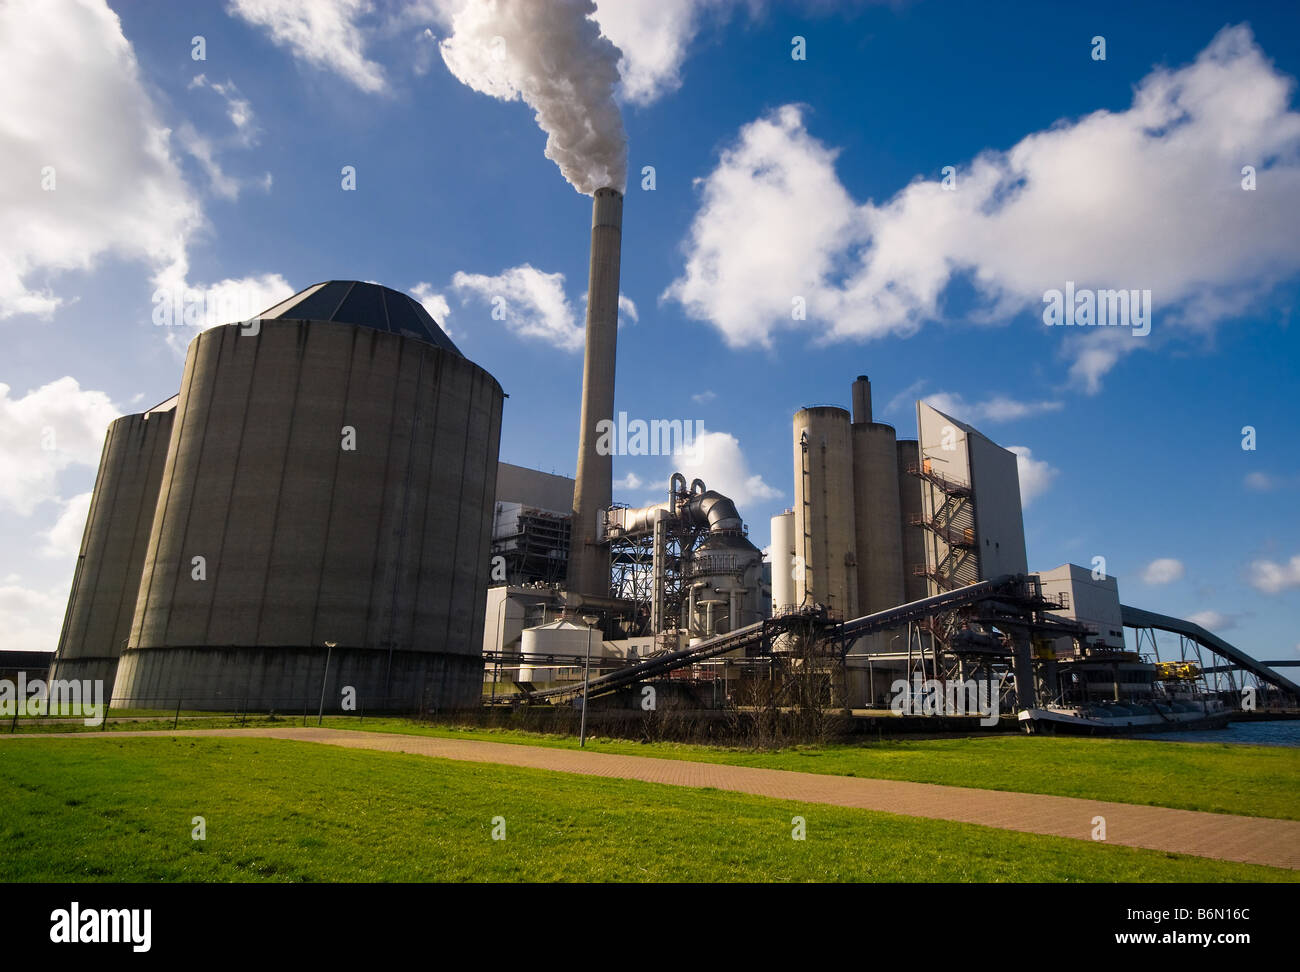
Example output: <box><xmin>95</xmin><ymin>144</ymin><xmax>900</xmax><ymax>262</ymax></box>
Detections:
<box><xmin>8</xmin><ymin>727</ymin><xmax>1298</xmax><ymax>870</ymax></box>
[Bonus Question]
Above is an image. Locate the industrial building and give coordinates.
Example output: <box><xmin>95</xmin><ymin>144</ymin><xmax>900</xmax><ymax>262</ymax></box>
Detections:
<box><xmin>52</xmin><ymin>280</ymin><xmax>503</xmax><ymax>711</ymax></box>
<box><xmin>914</xmin><ymin>400</ymin><xmax>1028</xmax><ymax>591</ymax></box>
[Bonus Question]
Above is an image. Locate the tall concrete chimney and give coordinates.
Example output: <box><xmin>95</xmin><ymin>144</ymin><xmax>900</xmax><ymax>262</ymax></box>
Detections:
<box><xmin>851</xmin><ymin>375</ymin><xmax>872</xmax><ymax>424</ymax></box>
<box><xmin>567</xmin><ymin>187</ymin><xmax>623</xmax><ymax>598</ymax></box>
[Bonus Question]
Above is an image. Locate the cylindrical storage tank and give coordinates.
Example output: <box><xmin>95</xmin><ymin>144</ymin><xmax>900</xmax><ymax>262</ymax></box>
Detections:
<box><xmin>792</xmin><ymin>406</ymin><xmax>857</xmax><ymax>619</ymax></box>
<box><xmin>50</xmin><ymin>402</ymin><xmax>176</xmax><ymax>690</ymax></box>
<box><xmin>114</xmin><ymin>282</ymin><xmax>503</xmax><ymax>711</ymax></box>
<box><xmin>851</xmin><ymin>422</ymin><xmax>904</xmax><ymax>615</ymax></box>
<box><xmin>896</xmin><ymin>440</ymin><xmax>928</xmax><ymax>603</ymax></box>
<box><xmin>769</xmin><ymin>510</ymin><xmax>795</xmax><ymax>614</ymax></box>
<box><xmin>519</xmin><ymin>620</ymin><xmax>600</xmax><ymax>683</ymax></box>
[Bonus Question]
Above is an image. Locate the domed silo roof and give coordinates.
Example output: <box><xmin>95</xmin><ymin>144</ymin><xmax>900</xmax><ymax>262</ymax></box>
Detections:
<box><xmin>257</xmin><ymin>280</ymin><xmax>462</xmax><ymax>355</ymax></box>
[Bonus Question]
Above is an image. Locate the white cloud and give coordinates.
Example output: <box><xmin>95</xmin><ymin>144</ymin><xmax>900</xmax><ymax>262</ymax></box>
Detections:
<box><xmin>664</xmin><ymin>27</ymin><xmax>1300</xmax><ymax>389</ymax></box>
<box><xmin>592</xmin><ymin>0</ymin><xmax>736</xmax><ymax>105</ymax></box>
<box><xmin>0</xmin><ymin>0</ymin><xmax>203</xmax><ymax>319</ymax></box>
<box><xmin>672</xmin><ymin>428</ymin><xmax>780</xmax><ymax>508</ymax></box>
<box><xmin>921</xmin><ymin>392</ymin><xmax>1062</xmax><ymax>424</ymax></box>
<box><xmin>189</xmin><ymin>74</ymin><xmax>257</xmax><ymax>142</ymax></box>
<box><xmin>0</xmin><ymin>581</ymin><xmax>66</xmax><ymax>653</ymax></box>
<box><xmin>614</xmin><ymin>472</ymin><xmax>643</xmax><ymax>490</ymax></box>
<box><xmin>1187</xmin><ymin>610</ymin><xmax>1238</xmax><ymax>631</ymax></box>
<box><xmin>177</xmin><ymin>123</ymin><xmax>242</xmax><ymax>201</ymax></box>
<box><xmin>1243</xmin><ymin>471</ymin><xmax>1297</xmax><ymax>492</ymax></box>
<box><xmin>1247</xmin><ymin>554</ymin><xmax>1300</xmax><ymax>594</ymax></box>
<box><xmin>1141</xmin><ymin>557</ymin><xmax>1186</xmax><ymax>585</ymax></box>
<box><xmin>1006</xmin><ymin>446</ymin><xmax>1057</xmax><ymax>506</ymax></box>
<box><xmin>410</xmin><ymin>282</ymin><xmax>453</xmax><ymax>336</ymax></box>
<box><xmin>692</xmin><ymin>390</ymin><xmax>717</xmax><ymax>404</ymax></box>
<box><xmin>618</xmin><ymin>293</ymin><xmax>639</xmax><ymax>326</ymax></box>
<box><xmin>452</xmin><ymin>264</ymin><xmax>583</xmax><ymax>350</ymax></box>
<box><xmin>0</xmin><ymin>378</ymin><xmax>119</xmax><ymax>516</ymax></box>
<box><xmin>41</xmin><ymin>491</ymin><xmax>92</xmax><ymax>560</ymax></box>
<box><xmin>154</xmin><ymin>271</ymin><xmax>295</xmax><ymax>355</ymax></box>
<box><xmin>227</xmin><ymin>0</ymin><xmax>386</xmax><ymax>93</ymax></box>
<box><xmin>662</xmin><ymin>104</ymin><xmax>860</xmax><ymax>348</ymax></box>
<box><xmin>180</xmin><ymin>75</ymin><xmax>268</xmax><ymax>200</ymax></box>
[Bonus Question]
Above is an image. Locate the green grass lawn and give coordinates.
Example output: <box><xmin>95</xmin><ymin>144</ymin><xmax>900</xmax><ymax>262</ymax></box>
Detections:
<box><xmin>315</xmin><ymin>718</ymin><xmax>1300</xmax><ymax>821</ymax></box>
<box><xmin>0</xmin><ymin>736</ymin><xmax>1293</xmax><ymax>882</ymax></box>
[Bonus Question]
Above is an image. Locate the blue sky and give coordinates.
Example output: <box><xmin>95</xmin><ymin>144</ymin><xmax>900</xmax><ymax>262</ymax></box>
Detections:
<box><xmin>2</xmin><ymin>0</ymin><xmax>1297</xmax><ymax>666</ymax></box>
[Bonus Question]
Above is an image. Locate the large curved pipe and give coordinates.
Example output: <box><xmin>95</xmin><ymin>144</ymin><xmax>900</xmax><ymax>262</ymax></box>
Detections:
<box><xmin>607</xmin><ymin>488</ymin><xmax>745</xmax><ymax>538</ymax></box>
<box><xmin>682</xmin><ymin>490</ymin><xmax>743</xmax><ymax>533</ymax></box>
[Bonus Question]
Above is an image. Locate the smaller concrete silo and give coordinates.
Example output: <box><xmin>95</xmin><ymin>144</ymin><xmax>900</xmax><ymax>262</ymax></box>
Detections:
<box><xmin>793</xmin><ymin>405</ymin><xmax>857</xmax><ymax>619</ymax></box>
<box><xmin>50</xmin><ymin>398</ymin><xmax>176</xmax><ymax>689</ymax></box>
<box><xmin>849</xmin><ymin>377</ymin><xmax>905</xmax><ymax>615</ymax></box>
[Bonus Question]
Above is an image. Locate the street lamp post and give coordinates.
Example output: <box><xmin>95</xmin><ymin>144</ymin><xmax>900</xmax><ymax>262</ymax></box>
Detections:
<box><xmin>579</xmin><ymin>614</ymin><xmax>599</xmax><ymax>747</ymax></box>
<box><xmin>318</xmin><ymin>642</ymin><xmax>336</xmax><ymax>726</ymax></box>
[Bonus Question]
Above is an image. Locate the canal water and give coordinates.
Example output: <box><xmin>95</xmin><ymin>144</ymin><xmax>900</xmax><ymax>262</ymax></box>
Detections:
<box><xmin>1131</xmin><ymin>719</ymin><xmax>1300</xmax><ymax>747</ymax></box>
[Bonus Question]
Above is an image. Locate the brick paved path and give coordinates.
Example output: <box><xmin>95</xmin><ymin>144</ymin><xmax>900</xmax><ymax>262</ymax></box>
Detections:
<box><xmin>7</xmin><ymin>727</ymin><xmax>1298</xmax><ymax>869</ymax></box>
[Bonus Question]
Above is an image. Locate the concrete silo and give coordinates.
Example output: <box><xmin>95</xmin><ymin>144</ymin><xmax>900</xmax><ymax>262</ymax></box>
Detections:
<box><xmin>849</xmin><ymin>377</ymin><xmax>904</xmax><ymax>615</ymax></box>
<box><xmin>113</xmin><ymin>281</ymin><xmax>503</xmax><ymax>711</ymax></box>
<box><xmin>50</xmin><ymin>399</ymin><xmax>176</xmax><ymax>688</ymax></box>
<box><xmin>896</xmin><ymin>439</ymin><xmax>928</xmax><ymax>604</ymax></box>
<box><xmin>793</xmin><ymin>406</ymin><xmax>857</xmax><ymax>619</ymax></box>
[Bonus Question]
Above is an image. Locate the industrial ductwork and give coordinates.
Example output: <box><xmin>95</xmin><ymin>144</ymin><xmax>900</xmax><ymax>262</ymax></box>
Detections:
<box><xmin>606</xmin><ymin>489</ymin><xmax>745</xmax><ymax>539</ymax></box>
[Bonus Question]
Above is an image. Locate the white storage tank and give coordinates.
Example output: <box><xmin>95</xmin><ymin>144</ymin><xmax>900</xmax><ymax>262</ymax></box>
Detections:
<box><xmin>518</xmin><ymin>619</ymin><xmax>602</xmax><ymax>683</ymax></box>
<box><xmin>769</xmin><ymin>509</ymin><xmax>795</xmax><ymax>614</ymax></box>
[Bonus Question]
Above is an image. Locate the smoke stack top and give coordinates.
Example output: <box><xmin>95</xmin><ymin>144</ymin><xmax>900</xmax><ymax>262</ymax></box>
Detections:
<box><xmin>440</xmin><ymin>0</ymin><xmax>627</xmax><ymax>195</ymax></box>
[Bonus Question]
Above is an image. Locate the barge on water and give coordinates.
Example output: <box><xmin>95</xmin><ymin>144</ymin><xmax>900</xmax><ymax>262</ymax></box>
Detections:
<box><xmin>1020</xmin><ymin>646</ymin><xmax>1232</xmax><ymax>735</ymax></box>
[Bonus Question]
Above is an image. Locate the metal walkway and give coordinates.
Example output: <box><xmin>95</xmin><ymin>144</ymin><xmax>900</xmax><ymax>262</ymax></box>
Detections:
<box><xmin>1121</xmin><ymin>604</ymin><xmax>1300</xmax><ymax>697</ymax></box>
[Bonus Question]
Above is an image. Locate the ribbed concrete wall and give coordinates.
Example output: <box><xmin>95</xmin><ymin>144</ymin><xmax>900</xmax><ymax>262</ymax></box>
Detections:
<box><xmin>793</xmin><ymin>407</ymin><xmax>857</xmax><ymax>619</ymax></box>
<box><xmin>114</xmin><ymin>320</ymin><xmax>502</xmax><ymax>710</ymax></box>
<box><xmin>50</xmin><ymin>406</ymin><xmax>175</xmax><ymax>688</ymax></box>
<box><xmin>896</xmin><ymin>440</ymin><xmax>928</xmax><ymax>604</ymax></box>
<box><xmin>851</xmin><ymin>422</ymin><xmax>904</xmax><ymax>614</ymax></box>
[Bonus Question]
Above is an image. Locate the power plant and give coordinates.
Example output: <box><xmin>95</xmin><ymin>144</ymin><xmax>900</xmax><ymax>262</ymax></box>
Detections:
<box><xmin>49</xmin><ymin>192</ymin><xmax>1298</xmax><ymax>729</ymax></box>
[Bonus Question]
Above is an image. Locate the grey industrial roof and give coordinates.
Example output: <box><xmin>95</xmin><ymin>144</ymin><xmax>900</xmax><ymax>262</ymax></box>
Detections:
<box><xmin>257</xmin><ymin>281</ymin><xmax>461</xmax><ymax>355</ymax></box>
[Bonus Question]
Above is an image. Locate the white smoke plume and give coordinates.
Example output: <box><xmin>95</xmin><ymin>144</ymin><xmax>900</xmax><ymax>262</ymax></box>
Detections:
<box><xmin>439</xmin><ymin>0</ymin><xmax>627</xmax><ymax>194</ymax></box>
